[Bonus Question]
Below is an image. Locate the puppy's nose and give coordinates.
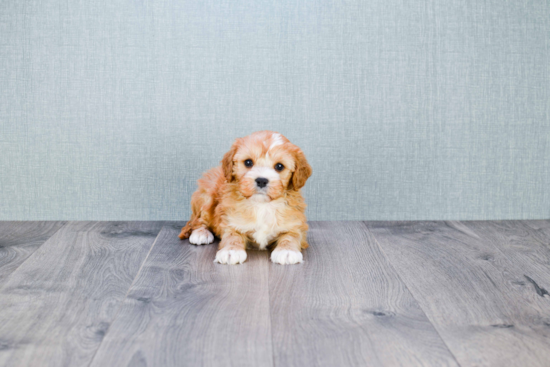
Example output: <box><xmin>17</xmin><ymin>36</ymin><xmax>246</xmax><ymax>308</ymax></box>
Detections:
<box><xmin>255</xmin><ymin>177</ymin><xmax>269</xmax><ymax>188</ymax></box>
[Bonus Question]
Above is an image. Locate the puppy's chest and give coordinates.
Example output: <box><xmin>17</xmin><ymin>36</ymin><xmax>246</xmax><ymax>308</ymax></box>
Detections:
<box><xmin>228</xmin><ymin>201</ymin><xmax>286</xmax><ymax>249</ymax></box>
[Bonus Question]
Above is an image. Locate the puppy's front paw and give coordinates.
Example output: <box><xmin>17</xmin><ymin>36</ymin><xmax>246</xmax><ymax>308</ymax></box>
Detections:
<box><xmin>189</xmin><ymin>228</ymin><xmax>214</xmax><ymax>245</ymax></box>
<box><xmin>214</xmin><ymin>249</ymin><xmax>247</xmax><ymax>265</ymax></box>
<box><xmin>271</xmin><ymin>249</ymin><xmax>303</xmax><ymax>265</ymax></box>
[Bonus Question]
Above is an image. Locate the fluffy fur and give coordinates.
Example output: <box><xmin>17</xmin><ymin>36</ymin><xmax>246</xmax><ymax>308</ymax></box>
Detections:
<box><xmin>179</xmin><ymin>131</ymin><xmax>312</xmax><ymax>265</ymax></box>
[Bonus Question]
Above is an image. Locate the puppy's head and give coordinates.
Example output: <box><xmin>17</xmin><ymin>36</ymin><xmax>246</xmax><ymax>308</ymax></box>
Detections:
<box><xmin>221</xmin><ymin>131</ymin><xmax>312</xmax><ymax>201</ymax></box>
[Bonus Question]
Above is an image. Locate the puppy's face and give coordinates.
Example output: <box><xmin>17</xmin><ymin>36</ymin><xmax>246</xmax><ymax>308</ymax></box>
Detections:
<box><xmin>222</xmin><ymin>131</ymin><xmax>312</xmax><ymax>201</ymax></box>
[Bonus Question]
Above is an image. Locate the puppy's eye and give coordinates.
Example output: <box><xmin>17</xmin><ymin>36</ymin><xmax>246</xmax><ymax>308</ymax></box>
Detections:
<box><xmin>244</xmin><ymin>159</ymin><xmax>254</xmax><ymax>168</ymax></box>
<box><xmin>274</xmin><ymin>163</ymin><xmax>284</xmax><ymax>171</ymax></box>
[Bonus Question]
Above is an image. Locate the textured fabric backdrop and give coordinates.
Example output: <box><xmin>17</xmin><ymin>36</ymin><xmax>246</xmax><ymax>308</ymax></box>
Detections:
<box><xmin>1</xmin><ymin>0</ymin><xmax>549</xmax><ymax>220</ymax></box>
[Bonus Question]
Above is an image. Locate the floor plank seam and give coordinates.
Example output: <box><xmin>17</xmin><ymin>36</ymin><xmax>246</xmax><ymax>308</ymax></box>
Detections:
<box><xmin>0</xmin><ymin>221</ymin><xmax>68</xmax><ymax>294</ymax></box>
<box><xmin>267</xmin><ymin>265</ymin><xmax>277</xmax><ymax>367</ymax></box>
<box><xmin>362</xmin><ymin>221</ymin><xmax>464</xmax><ymax>367</ymax></box>
<box><xmin>85</xmin><ymin>223</ymin><xmax>165</xmax><ymax>367</ymax></box>
<box><xmin>4</xmin><ymin>220</ymin><xmax>548</xmax><ymax>366</ymax></box>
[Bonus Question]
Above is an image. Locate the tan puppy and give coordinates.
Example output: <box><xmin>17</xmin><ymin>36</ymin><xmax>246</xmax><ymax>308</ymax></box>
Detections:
<box><xmin>179</xmin><ymin>131</ymin><xmax>312</xmax><ymax>265</ymax></box>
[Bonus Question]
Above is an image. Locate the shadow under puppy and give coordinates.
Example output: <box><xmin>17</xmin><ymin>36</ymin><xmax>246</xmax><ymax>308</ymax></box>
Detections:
<box><xmin>179</xmin><ymin>130</ymin><xmax>312</xmax><ymax>265</ymax></box>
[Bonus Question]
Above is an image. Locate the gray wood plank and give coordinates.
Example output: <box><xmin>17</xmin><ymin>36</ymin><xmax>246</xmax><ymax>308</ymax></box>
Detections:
<box><xmin>89</xmin><ymin>224</ymin><xmax>273</xmax><ymax>367</ymax></box>
<box><xmin>462</xmin><ymin>220</ymin><xmax>550</xmax><ymax>300</ymax></box>
<box><xmin>269</xmin><ymin>221</ymin><xmax>459</xmax><ymax>367</ymax></box>
<box><xmin>366</xmin><ymin>221</ymin><xmax>550</xmax><ymax>367</ymax></box>
<box><xmin>0</xmin><ymin>221</ymin><xmax>66</xmax><ymax>288</ymax></box>
<box><xmin>0</xmin><ymin>221</ymin><xmax>164</xmax><ymax>367</ymax></box>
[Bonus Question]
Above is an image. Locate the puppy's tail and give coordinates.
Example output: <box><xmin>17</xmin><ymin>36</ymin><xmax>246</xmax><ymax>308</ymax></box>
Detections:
<box><xmin>178</xmin><ymin>221</ymin><xmax>194</xmax><ymax>240</ymax></box>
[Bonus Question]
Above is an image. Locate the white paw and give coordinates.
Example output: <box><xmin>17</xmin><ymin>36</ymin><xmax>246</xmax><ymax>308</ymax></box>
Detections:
<box><xmin>271</xmin><ymin>249</ymin><xmax>303</xmax><ymax>265</ymax></box>
<box><xmin>214</xmin><ymin>249</ymin><xmax>247</xmax><ymax>265</ymax></box>
<box><xmin>189</xmin><ymin>228</ymin><xmax>214</xmax><ymax>245</ymax></box>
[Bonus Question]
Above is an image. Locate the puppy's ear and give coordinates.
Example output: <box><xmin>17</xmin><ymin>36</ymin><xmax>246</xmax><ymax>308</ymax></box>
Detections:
<box><xmin>221</xmin><ymin>142</ymin><xmax>238</xmax><ymax>182</ymax></box>
<box><xmin>290</xmin><ymin>148</ymin><xmax>312</xmax><ymax>190</ymax></box>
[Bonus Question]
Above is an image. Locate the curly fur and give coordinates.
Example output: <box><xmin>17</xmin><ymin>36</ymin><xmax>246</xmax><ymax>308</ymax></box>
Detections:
<box><xmin>179</xmin><ymin>131</ymin><xmax>312</xmax><ymax>265</ymax></box>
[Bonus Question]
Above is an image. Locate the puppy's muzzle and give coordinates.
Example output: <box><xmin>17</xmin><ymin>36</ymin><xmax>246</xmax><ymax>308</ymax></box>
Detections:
<box><xmin>255</xmin><ymin>177</ymin><xmax>269</xmax><ymax>188</ymax></box>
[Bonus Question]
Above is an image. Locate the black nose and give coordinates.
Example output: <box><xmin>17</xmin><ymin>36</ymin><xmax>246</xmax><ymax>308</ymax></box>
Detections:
<box><xmin>255</xmin><ymin>177</ymin><xmax>269</xmax><ymax>188</ymax></box>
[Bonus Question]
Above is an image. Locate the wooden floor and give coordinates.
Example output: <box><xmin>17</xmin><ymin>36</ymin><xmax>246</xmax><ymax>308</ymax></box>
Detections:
<box><xmin>0</xmin><ymin>221</ymin><xmax>549</xmax><ymax>367</ymax></box>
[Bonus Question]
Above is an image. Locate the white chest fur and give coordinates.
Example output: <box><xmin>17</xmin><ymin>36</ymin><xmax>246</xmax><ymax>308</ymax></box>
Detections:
<box><xmin>228</xmin><ymin>196</ymin><xmax>287</xmax><ymax>249</ymax></box>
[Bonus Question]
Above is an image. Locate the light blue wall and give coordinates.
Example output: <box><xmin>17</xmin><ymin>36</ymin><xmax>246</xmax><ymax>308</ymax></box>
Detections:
<box><xmin>1</xmin><ymin>0</ymin><xmax>549</xmax><ymax>220</ymax></box>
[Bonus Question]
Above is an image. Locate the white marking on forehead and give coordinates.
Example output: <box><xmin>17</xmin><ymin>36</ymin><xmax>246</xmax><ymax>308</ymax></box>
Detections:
<box><xmin>269</xmin><ymin>133</ymin><xmax>284</xmax><ymax>150</ymax></box>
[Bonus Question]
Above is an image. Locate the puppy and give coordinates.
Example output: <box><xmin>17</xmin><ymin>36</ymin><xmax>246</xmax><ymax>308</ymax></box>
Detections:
<box><xmin>179</xmin><ymin>130</ymin><xmax>312</xmax><ymax>265</ymax></box>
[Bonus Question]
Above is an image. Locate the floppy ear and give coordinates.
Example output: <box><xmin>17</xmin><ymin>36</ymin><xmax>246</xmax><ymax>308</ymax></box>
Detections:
<box><xmin>290</xmin><ymin>148</ymin><xmax>312</xmax><ymax>190</ymax></box>
<box><xmin>221</xmin><ymin>143</ymin><xmax>238</xmax><ymax>182</ymax></box>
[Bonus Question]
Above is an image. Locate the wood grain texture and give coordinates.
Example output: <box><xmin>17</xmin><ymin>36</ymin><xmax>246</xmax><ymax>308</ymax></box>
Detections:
<box><xmin>89</xmin><ymin>224</ymin><xmax>273</xmax><ymax>367</ymax></box>
<box><xmin>366</xmin><ymin>221</ymin><xmax>550</xmax><ymax>367</ymax></box>
<box><xmin>0</xmin><ymin>221</ymin><xmax>66</xmax><ymax>288</ymax></box>
<box><xmin>2</xmin><ymin>220</ymin><xmax>549</xmax><ymax>367</ymax></box>
<box><xmin>463</xmin><ymin>220</ymin><xmax>550</xmax><ymax>300</ymax></box>
<box><xmin>269</xmin><ymin>221</ymin><xmax>459</xmax><ymax>367</ymax></box>
<box><xmin>0</xmin><ymin>221</ymin><xmax>164</xmax><ymax>367</ymax></box>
